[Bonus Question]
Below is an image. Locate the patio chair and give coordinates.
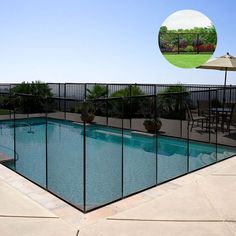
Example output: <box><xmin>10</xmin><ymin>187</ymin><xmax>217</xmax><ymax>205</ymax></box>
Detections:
<box><xmin>226</xmin><ymin>104</ymin><xmax>236</xmax><ymax>133</ymax></box>
<box><xmin>198</xmin><ymin>100</ymin><xmax>211</xmax><ymax>116</ymax></box>
<box><xmin>186</xmin><ymin>105</ymin><xmax>209</xmax><ymax>131</ymax></box>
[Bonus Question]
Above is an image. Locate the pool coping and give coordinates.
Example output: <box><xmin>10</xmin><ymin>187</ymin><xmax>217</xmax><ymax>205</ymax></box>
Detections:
<box><xmin>1</xmin><ymin>154</ymin><xmax>236</xmax><ymax>234</ymax></box>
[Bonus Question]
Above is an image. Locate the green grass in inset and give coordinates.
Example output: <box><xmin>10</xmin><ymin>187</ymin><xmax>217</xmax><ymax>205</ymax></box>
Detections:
<box><xmin>163</xmin><ymin>53</ymin><xmax>213</xmax><ymax>68</ymax></box>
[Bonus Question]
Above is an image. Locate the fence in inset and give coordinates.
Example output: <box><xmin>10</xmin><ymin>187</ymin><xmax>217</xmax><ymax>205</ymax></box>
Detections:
<box><xmin>158</xmin><ymin>32</ymin><xmax>217</xmax><ymax>54</ymax></box>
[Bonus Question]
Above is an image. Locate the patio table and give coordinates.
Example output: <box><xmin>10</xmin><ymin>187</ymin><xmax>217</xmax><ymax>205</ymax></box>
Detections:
<box><xmin>211</xmin><ymin>108</ymin><xmax>232</xmax><ymax>113</ymax></box>
<box><xmin>211</xmin><ymin>108</ymin><xmax>232</xmax><ymax>131</ymax></box>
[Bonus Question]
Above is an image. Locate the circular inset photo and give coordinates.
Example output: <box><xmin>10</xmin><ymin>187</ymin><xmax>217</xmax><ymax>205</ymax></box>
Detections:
<box><xmin>158</xmin><ymin>10</ymin><xmax>217</xmax><ymax>69</ymax></box>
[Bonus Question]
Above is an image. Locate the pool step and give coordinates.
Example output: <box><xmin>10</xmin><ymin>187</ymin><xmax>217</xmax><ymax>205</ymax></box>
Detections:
<box><xmin>94</xmin><ymin>130</ymin><xmax>131</xmax><ymax>138</ymax></box>
<box><xmin>131</xmin><ymin>131</ymin><xmax>156</xmax><ymax>137</ymax></box>
<box><xmin>72</xmin><ymin>122</ymin><xmax>91</xmax><ymax>126</ymax></box>
<box><xmin>0</xmin><ymin>153</ymin><xmax>14</xmax><ymax>164</ymax></box>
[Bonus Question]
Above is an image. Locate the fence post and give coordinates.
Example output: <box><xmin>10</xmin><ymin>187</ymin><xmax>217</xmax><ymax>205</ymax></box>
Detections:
<box><xmin>84</xmin><ymin>84</ymin><xmax>87</xmax><ymax>100</ymax></box>
<box><xmin>121</xmin><ymin>98</ymin><xmax>124</xmax><ymax>198</ymax></box>
<box><xmin>64</xmin><ymin>84</ymin><xmax>66</xmax><ymax>120</ymax></box>
<box><xmin>180</xmin><ymin>94</ymin><xmax>183</xmax><ymax>138</ymax></box>
<box><xmin>197</xmin><ymin>33</ymin><xmax>200</xmax><ymax>54</ymax></box>
<box><xmin>59</xmin><ymin>83</ymin><xmax>61</xmax><ymax>110</ymax></box>
<box><xmin>155</xmin><ymin>95</ymin><xmax>158</xmax><ymax>184</ymax></box>
<box><xmin>83</xmin><ymin>109</ymin><xmax>86</xmax><ymax>213</ymax></box>
<box><xmin>208</xmin><ymin>88</ymin><xmax>211</xmax><ymax>143</ymax></box>
<box><xmin>45</xmin><ymin>97</ymin><xmax>48</xmax><ymax>189</ymax></box>
<box><xmin>129</xmin><ymin>85</ymin><xmax>132</xmax><ymax>129</ymax></box>
<box><xmin>216</xmin><ymin>90</ymin><xmax>218</xmax><ymax>162</ymax></box>
<box><xmin>186</xmin><ymin>92</ymin><xmax>190</xmax><ymax>173</ymax></box>
<box><xmin>106</xmin><ymin>85</ymin><xmax>109</xmax><ymax>126</ymax></box>
<box><xmin>178</xmin><ymin>33</ymin><xmax>180</xmax><ymax>54</ymax></box>
<box><xmin>13</xmin><ymin>106</ymin><xmax>16</xmax><ymax>171</ymax></box>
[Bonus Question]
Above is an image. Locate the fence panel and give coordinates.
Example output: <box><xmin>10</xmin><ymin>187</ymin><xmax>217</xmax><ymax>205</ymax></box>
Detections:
<box><xmin>47</xmin><ymin>98</ymin><xmax>84</xmax><ymax>210</ymax></box>
<box><xmin>14</xmin><ymin>95</ymin><xmax>47</xmax><ymax>187</ymax></box>
<box><xmin>0</xmin><ymin>94</ymin><xmax>15</xmax><ymax>169</ymax></box>
<box><xmin>85</xmin><ymin>98</ymin><xmax>123</xmax><ymax>211</ymax></box>
<box><xmin>157</xmin><ymin>93</ymin><xmax>188</xmax><ymax>183</ymax></box>
<box><xmin>187</xmin><ymin>90</ymin><xmax>217</xmax><ymax>171</ymax></box>
<box><xmin>216</xmin><ymin>87</ymin><xmax>236</xmax><ymax>161</ymax></box>
<box><xmin>123</xmin><ymin>96</ymin><xmax>157</xmax><ymax>196</ymax></box>
<box><xmin>65</xmin><ymin>83</ymin><xmax>85</xmax><ymax>100</ymax></box>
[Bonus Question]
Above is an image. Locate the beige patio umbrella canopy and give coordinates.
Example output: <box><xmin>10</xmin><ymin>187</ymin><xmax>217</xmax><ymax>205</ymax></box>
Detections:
<box><xmin>198</xmin><ymin>52</ymin><xmax>236</xmax><ymax>103</ymax></box>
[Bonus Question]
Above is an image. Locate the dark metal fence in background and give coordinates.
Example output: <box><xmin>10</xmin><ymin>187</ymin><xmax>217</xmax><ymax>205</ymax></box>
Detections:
<box><xmin>1</xmin><ymin>83</ymin><xmax>235</xmax><ymax>113</ymax></box>
<box><xmin>0</xmin><ymin>87</ymin><xmax>236</xmax><ymax>213</ymax></box>
<box><xmin>0</xmin><ymin>82</ymin><xmax>232</xmax><ymax>99</ymax></box>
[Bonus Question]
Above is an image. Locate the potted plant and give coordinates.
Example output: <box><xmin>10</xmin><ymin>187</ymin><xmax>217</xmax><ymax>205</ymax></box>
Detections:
<box><xmin>80</xmin><ymin>101</ymin><xmax>95</xmax><ymax>123</ymax></box>
<box><xmin>143</xmin><ymin>118</ymin><xmax>162</xmax><ymax>133</ymax></box>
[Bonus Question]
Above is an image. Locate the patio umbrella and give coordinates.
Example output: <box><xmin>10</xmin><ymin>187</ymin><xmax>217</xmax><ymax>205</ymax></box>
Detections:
<box><xmin>198</xmin><ymin>52</ymin><xmax>236</xmax><ymax>104</ymax></box>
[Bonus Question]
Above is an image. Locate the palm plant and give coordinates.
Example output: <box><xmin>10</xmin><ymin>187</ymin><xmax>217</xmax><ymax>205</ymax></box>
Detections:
<box><xmin>157</xmin><ymin>84</ymin><xmax>190</xmax><ymax>120</ymax></box>
<box><xmin>87</xmin><ymin>85</ymin><xmax>107</xmax><ymax>99</ymax></box>
<box><xmin>110</xmin><ymin>85</ymin><xmax>145</xmax><ymax>118</ymax></box>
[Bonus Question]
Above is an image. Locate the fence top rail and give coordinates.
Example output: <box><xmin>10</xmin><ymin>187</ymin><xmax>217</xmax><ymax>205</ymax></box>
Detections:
<box><xmin>54</xmin><ymin>83</ymin><xmax>232</xmax><ymax>88</ymax></box>
<box><xmin>0</xmin><ymin>91</ymin><xmax>10</xmax><ymax>95</ymax></box>
<box><xmin>11</xmin><ymin>93</ymin><xmax>84</xmax><ymax>102</ymax></box>
<box><xmin>1</xmin><ymin>82</ymin><xmax>235</xmax><ymax>88</ymax></box>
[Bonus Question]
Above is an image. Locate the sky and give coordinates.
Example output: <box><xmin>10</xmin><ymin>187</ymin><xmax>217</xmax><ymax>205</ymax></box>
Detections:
<box><xmin>0</xmin><ymin>0</ymin><xmax>236</xmax><ymax>85</ymax></box>
<box><xmin>162</xmin><ymin>10</ymin><xmax>212</xmax><ymax>30</ymax></box>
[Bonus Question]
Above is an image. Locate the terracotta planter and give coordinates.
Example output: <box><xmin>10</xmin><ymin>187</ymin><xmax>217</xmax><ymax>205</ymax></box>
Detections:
<box><xmin>81</xmin><ymin>114</ymin><xmax>95</xmax><ymax>123</ymax></box>
<box><xmin>143</xmin><ymin>119</ymin><xmax>162</xmax><ymax>133</ymax></box>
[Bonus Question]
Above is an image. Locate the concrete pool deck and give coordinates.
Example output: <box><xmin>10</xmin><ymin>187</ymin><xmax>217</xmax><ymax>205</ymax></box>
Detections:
<box><xmin>0</xmin><ymin>156</ymin><xmax>236</xmax><ymax>235</ymax></box>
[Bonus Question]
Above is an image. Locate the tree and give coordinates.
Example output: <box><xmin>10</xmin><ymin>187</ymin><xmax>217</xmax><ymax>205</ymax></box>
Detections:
<box><xmin>159</xmin><ymin>26</ymin><xmax>168</xmax><ymax>34</ymax></box>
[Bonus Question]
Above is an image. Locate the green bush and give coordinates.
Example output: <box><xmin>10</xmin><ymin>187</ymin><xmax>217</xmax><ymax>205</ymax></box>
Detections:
<box><xmin>0</xmin><ymin>95</ymin><xmax>10</xmax><ymax>109</ymax></box>
<box><xmin>158</xmin><ymin>84</ymin><xmax>190</xmax><ymax>120</ymax></box>
<box><xmin>0</xmin><ymin>95</ymin><xmax>13</xmax><ymax>114</ymax></box>
<box><xmin>10</xmin><ymin>81</ymin><xmax>53</xmax><ymax>113</ymax></box>
<box><xmin>110</xmin><ymin>85</ymin><xmax>144</xmax><ymax>98</ymax></box>
<box><xmin>184</xmin><ymin>45</ymin><xmax>194</xmax><ymax>52</ymax></box>
<box><xmin>110</xmin><ymin>85</ymin><xmax>145</xmax><ymax>118</ymax></box>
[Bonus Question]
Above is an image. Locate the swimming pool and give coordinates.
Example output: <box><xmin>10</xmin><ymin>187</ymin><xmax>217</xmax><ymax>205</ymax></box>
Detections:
<box><xmin>0</xmin><ymin>118</ymin><xmax>236</xmax><ymax>212</ymax></box>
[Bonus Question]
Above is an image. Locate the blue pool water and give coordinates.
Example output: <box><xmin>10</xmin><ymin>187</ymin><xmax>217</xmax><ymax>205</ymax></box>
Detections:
<box><xmin>0</xmin><ymin>118</ymin><xmax>235</xmax><ymax>211</ymax></box>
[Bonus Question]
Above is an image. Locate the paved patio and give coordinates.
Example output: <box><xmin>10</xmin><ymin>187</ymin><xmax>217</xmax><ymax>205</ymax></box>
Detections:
<box><xmin>0</xmin><ymin>155</ymin><xmax>236</xmax><ymax>235</ymax></box>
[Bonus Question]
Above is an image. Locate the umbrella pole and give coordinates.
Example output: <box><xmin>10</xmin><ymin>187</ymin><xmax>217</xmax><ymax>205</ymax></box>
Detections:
<box><xmin>223</xmin><ymin>68</ymin><xmax>228</xmax><ymax>107</ymax></box>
